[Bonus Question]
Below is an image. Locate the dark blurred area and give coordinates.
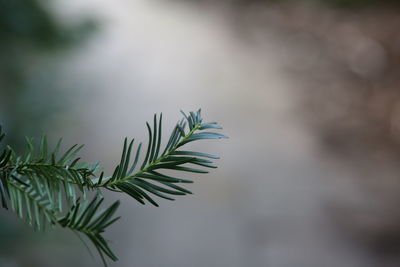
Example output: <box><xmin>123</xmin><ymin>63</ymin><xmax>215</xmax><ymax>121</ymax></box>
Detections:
<box><xmin>2</xmin><ymin>0</ymin><xmax>400</xmax><ymax>266</ymax></box>
<box><xmin>0</xmin><ymin>0</ymin><xmax>95</xmax><ymax>148</ymax></box>
<box><xmin>259</xmin><ymin>4</ymin><xmax>400</xmax><ymax>263</ymax></box>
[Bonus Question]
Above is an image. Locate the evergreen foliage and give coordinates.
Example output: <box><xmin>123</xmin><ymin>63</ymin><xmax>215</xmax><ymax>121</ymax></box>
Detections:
<box><xmin>0</xmin><ymin>109</ymin><xmax>227</xmax><ymax>266</ymax></box>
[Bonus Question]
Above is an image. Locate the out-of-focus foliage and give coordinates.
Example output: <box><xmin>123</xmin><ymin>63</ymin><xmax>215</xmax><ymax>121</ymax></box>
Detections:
<box><xmin>0</xmin><ymin>0</ymin><xmax>95</xmax><ymax>149</ymax></box>
<box><xmin>0</xmin><ymin>0</ymin><xmax>88</xmax><ymax>48</ymax></box>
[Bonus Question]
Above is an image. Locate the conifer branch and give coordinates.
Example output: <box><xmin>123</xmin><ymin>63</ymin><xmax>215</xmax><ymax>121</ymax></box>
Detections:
<box><xmin>0</xmin><ymin>110</ymin><xmax>227</xmax><ymax>266</ymax></box>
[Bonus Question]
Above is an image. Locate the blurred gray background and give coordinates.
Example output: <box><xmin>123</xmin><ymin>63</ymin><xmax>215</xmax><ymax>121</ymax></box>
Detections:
<box><xmin>2</xmin><ymin>0</ymin><xmax>400</xmax><ymax>266</ymax></box>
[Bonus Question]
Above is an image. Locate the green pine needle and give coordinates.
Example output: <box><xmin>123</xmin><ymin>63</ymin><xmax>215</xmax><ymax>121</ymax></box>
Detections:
<box><xmin>0</xmin><ymin>110</ymin><xmax>227</xmax><ymax>265</ymax></box>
